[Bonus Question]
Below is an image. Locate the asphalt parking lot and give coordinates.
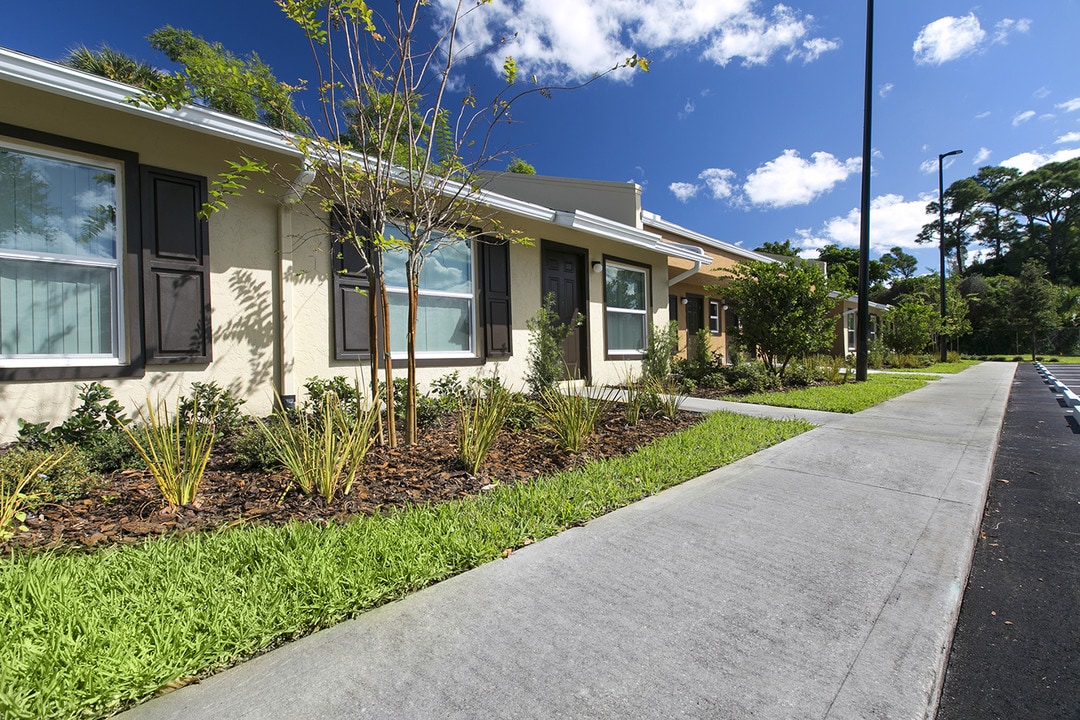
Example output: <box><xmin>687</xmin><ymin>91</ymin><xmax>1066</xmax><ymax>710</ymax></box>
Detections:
<box><xmin>936</xmin><ymin>363</ymin><xmax>1080</xmax><ymax>719</ymax></box>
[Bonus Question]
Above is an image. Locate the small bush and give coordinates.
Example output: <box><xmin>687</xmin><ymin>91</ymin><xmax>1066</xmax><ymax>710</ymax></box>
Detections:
<box><xmin>725</xmin><ymin>361</ymin><xmax>780</xmax><ymax>394</ymax></box>
<box><xmin>699</xmin><ymin>372</ymin><xmax>728</xmax><ymax>390</ymax></box>
<box><xmin>17</xmin><ymin>382</ymin><xmax>126</xmax><ymax>451</ymax></box>
<box><xmin>539</xmin><ymin>386</ymin><xmax>613</xmax><ymax>453</ymax></box>
<box><xmin>782</xmin><ymin>360</ymin><xmax>823</xmax><ymax>388</ymax></box>
<box><xmin>505</xmin><ymin>394</ymin><xmax>539</xmax><ymax>431</ymax></box>
<box><xmin>867</xmin><ymin>339</ymin><xmax>886</xmax><ymax>370</ymax></box>
<box><xmin>178</xmin><ymin>382</ymin><xmax>246</xmax><ymax>436</ymax></box>
<box><xmin>119</xmin><ymin>397</ymin><xmax>217</xmax><ymax>507</ymax></box>
<box><xmin>0</xmin><ymin>448</ymin><xmax>72</xmax><ymax>540</ymax></box>
<box><xmin>303</xmin><ymin>376</ymin><xmax>364</xmax><ymax>419</ymax></box>
<box><xmin>646</xmin><ymin>377</ymin><xmax>687</xmax><ymax>418</ymax></box>
<box><xmin>232</xmin><ymin>420</ymin><xmax>283</xmax><ymax>471</ymax></box>
<box><xmin>458</xmin><ymin>382</ymin><xmax>514</xmax><ymax>475</ymax></box>
<box><xmin>526</xmin><ymin>293</ymin><xmax>580</xmax><ymax>395</ymax></box>
<box><xmin>0</xmin><ymin>445</ymin><xmax>94</xmax><ymax>508</ymax></box>
<box><xmin>642</xmin><ymin>321</ymin><xmax>679</xmax><ymax>381</ymax></box>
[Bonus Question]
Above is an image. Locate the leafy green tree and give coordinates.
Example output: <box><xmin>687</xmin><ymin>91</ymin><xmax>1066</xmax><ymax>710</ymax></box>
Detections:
<box><xmin>1010</xmin><ymin>260</ymin><xmax>1059</xmax><ymax>360</ymax></box>
<box><xmin>709</xmin><ymin>259</ymin><xmax>835</xmax><ymax>379</ymax></box>
<box><xmin>917</xmin><ymin>176</ymin><xmax>988</xmax><ymax>274</ymax></box>
<box><xmin>146</xmin><ymin>26</ymin><xmax>307</xmax><ymax>133</ymax></box>
<box><xmin>1002</xmin><ymin>158</ymin><xmax>1080</xmax><ymax>283</ymax></box>
<box><xmin>63</xmin><ymin>44</ymin><xmax>162</xmax><ymax>87</ymax></box>
<box><xmin>879</xmin><ymin>246</ymin><xmax>918</xmax><ymax>279</ymax></box>
<box><xmin>973</xmin><ymin>165</ymin><xmax>1023</xmax><ymax>260</ymax></box>
<box><xmin>754</xmin><ymin>239</ymin><xmax>801</xmax><ymax>257</ymax></box>
<box><xmin>816</xmin><ymin>244</ymin><xmax>888</xmax><ymax>295</ymax></box>
<box><xmin>883</xmin><ymin>300</ymin><xmax>938</xmax><ymax>355</ymax></box>
<box><xmin>507</xmin><ymin>157</ymin><xmax>536</xmax><ymax>174</ymax></box>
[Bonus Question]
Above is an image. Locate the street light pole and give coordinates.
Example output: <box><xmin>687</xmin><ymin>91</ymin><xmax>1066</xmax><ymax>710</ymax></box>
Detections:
<box><xmin>855</xmin><ymin>0</ymin><xmax>874</xmax><ymax>382</ymax></box>
<box><xmin>938</xmin><ymin>148</ymin><xmax>962</xmax><ymax>363</ymax></box>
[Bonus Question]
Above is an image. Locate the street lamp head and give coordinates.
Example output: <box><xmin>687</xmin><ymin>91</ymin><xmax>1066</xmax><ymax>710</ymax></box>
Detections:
<box><xmin>939</xmin><ymin>149</ymin><xmax>963</xmax><ymax>160</ymax></box>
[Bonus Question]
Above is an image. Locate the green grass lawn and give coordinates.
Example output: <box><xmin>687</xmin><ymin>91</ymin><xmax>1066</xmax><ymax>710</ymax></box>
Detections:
<box><xmin>882</xmin><ymin>359</ymin><xmax>979</xmax><ymax>374</ymax></box>
<box><xmin>0</xmin><ymin>411</ymin><xmax>810</xmax><ymax>720</ymax></box>
<box><xmin>734</xmin><ymin>373</ymin><xmax>939</xmax><ymax>414</ymax></box>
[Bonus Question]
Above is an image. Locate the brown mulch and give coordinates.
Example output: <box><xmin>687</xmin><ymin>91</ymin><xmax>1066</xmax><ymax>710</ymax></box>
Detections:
<box><xmin>7</xmin><ymin>408</ymin><xmax>701</xmax><ymax>553</ymax></box>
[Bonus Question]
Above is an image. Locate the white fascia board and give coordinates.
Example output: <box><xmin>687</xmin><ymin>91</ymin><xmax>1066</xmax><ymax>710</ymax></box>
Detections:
<box><xmin>830</xmin><ymin>290</ymin><xmax>891</xmax><ymax>311</ymax></box>
<box><xmin>641</xmin><ymin>210</ymin><xmax>774</xmax><ymax>263</ymax></box>
<box><xmin>553</xmin><ymin>210</ymin><xmax>711</xmax><ymax>263</ymax></box>
<box><xmin>0</xmin><ymin>47</ymin><xmax>303</xmax><ymax>159</ymax></box>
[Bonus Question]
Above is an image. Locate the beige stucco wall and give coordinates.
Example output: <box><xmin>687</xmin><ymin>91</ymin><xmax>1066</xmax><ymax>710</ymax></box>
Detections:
<box><xmin>0</xmin><ymin>79</ymin><xmax>300</xmax><ymax>440</ymax></box>
<box><xmin>0</xmin><ymin>79</ymin><xmax>674</xmax><ymax>440</ymax></box>
<box><xmin>480</xmin><ymin>173</ymin><xmax>643</xmax><ymax>228</ymax></box>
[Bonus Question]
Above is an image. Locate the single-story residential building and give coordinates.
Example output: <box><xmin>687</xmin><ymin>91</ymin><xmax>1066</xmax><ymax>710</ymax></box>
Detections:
<box><xmin>830</xmin><ymin>293</ymin><xmax>890</xmax><ymax>357</ymax></box>
<box><xmin>0</xmin><ymin>46</ymin><xmax>711</xmax><ymax>440</ymax></box>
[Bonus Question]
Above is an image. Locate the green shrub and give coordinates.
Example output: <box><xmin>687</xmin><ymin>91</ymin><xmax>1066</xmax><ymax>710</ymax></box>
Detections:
<box><xmin>119</xmin><ymin>397</ymin><xmax>217</xmax><ymax>507</ymax></box>
<box><xmin>699</xmin><ymin>372</ymin><xmax>728</xmax><ymax>390</ymax></box>
<box><xmin>867</xmin><ymin>339</ymin><xmax>886</xmax><ymax>369</ymax></box>
<box><xmin>17</xmin><ymin>382</ymin><xmax>126</xmax><ymax>451</ymax></box>
<box><xmin>303</xmin><ymin>376</ymin><xmax>364</xmax><ymax>420</ymax></box>
<box><xmin>538</xmin><ymin>386</ymin><xmax>613</xmax><ymax>453</ymax></box>
<box><xmin>725</xmin><ymin>361</ymin><xmax>780</xmax><ymax>394</ymax></box>
<box><xmin>1</xmin><ymin>448</ymin><xmax>72</xmax><ymax>540</ymax></box>
<box><xmin>232</xmin><ymin>421</ymin><xmax>283</xmax><ymax>471</ymax></box>
<box><xmin>458</xmin><ymin>383</ymin><xmax>514</xmax><ymax>475</ymax></box>
<box><xmin>526</xmin><ymin>293</ymin><xmax>580</xmax><ymax>395</ymax></box>
<box><xmin>642</xmin><ymin>320</ymin><xmax>679</xmax><ymax>380</ymax></box>
<box><xmin>505</xmin><ymin>394</ymin><xmax>539</xmax><ymax>431</ymax></box>
<box><xmin>0</xmin><ymin>445</ymin><xmax>94</xmax><ymax>508</ymax></box>
<box><xmin>255</xmin><ymin>394</ymin><xmax>378</xmax><ymax>502</ymax></box>
<box><xmin>178</xmin><ymin>382</ymin><xmax>246</xmax><ymax>436</ymax></box>
<box><xmin>782</xmin><ymin>360</ymin><xmax>823</xmax><ymax>388</ymax></box>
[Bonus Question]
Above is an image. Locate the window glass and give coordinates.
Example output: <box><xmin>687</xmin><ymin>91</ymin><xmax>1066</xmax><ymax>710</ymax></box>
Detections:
<box><xmin>605</xmin><ymin>261</ymin><xmax>648</xmax><ymax>354</ymax></box>
<box><xmin>0</xmin><ymin>143</ymin><xmax>121</xmax><ymax>362</ymax></box>
<box><xmin>709</xmin><ymin>301</ymin><xmax>720</xmax><ymax>334</ymax></box>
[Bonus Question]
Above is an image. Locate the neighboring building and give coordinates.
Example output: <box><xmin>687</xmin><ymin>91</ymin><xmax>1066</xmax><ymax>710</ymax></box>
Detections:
<box><xmin>0</xmin><ymin>47</ymin><xmax>708</xmax><ymax>440</ymax></box>
<box><xmin>830</xmin><ymin>293</ymin><xmax>890</xmax><ymax>357</ymax></box>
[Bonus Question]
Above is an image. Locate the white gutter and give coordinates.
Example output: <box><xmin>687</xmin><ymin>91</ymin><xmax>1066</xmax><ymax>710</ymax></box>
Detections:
<box><xmin>642</xmin><ymin>210</ymin><xmax>776</xmax><ymax>263</ymax></box>
<box><xmin>0</xmin><ymin>46</ymin><xmax>713</xmax><ymax>265</ymax></box>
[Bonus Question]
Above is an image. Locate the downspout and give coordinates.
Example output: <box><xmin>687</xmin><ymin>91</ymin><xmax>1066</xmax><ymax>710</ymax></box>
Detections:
<box><xmin>668</xmin><ymin>261</ymin><xmax>702</xmax><ymax>287</ymax></box>
<box><xmin>276</xmin><ymin>166</ymin><xmax>315</xmax><ymax>408</ymax></box>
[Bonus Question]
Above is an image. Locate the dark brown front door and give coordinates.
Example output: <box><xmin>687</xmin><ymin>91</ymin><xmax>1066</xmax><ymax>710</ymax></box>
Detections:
<box><xmin>542</xmin><ymin>246</ymin><xmax>587</xmax><ymax>379</ymax></box>
<box><xmin>685</xmin><ymin>295</ymin><xmax>704</xmax><ymax>359</ymax></box>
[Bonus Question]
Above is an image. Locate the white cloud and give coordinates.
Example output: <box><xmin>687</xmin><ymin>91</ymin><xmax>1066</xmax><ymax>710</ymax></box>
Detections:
<box><xmin>975</xmin><ymin>110</ymin><xmax>991</xmax><ymax>119</ymax></box>
<box><xmin>699</xmin><ymin>168</ymin><xmax>737</xmax><ymax>199</ymax></box>
<box><xmin>1001</xmin><ymin>147</ymin><xmax>1080</xmax><ymax>173</ymax></box>
<box><xmin>437</xmin><ymin>0</ymin><xmax>840</xmax><ymax>83</ymax></box>
<box><xmin>878</xmin><ymin>82</ymin><xmax>894</xmax><ymax>98</ymax></box>
<box><xmin>973</xmin><ymin>147</ymin><xmax>992</xmax><ymax>165</ymax></box>
<box><xmin>920</xmin><ymin>153</ymin><xmax>964</xmax><ymax>175</ymax></box>
<box><xmin>1056</xmin><ymin>132</ymin><xmax>1080</xmax><ymax>145</ymax></box>
<box><xmin>667</xmin><ymin>167</ymin><xmax>737</xmax><ymax>202</ymax></box>
<box><xmin>795</xmin><ymin>194</ymin><xmax>933</xmax><ymax>254</ymax></box>
<box><xmin>678</xmin><ymin>97</ymin><xmax>696</xmax><ymax>120</ymax></box>
<box><xmin>744</xmin><ymin>149</ymin><xmax>860</xmax><ymax>208</ymax></box>
<box><xmin>993</xmin><ymin>18</ymin><xmax>1032</xmax><ymax>44</ymax></box>
<box><xmin>1057</xmin><ymin>98</ymin><xmax>1080</xmax><ymax>112</ymax></box>
<box><xmin>669</xmin><ymin>182</ymin><xmax>699</xmax><ymax>203</ymax></box>
<box><xmin>1033</xmin><ymin>86</ymin><xmax>1051</xmax><ymax>100</ymax></box>
<box><xmin>913</xmin><ymin>14</ymin><xmax>985</xmax><ymax>65</ymax></box>
<box><xmin>1011</xmin><ymin>110</ymin><xmax>1036</xmax><ymax>126</ymax></box>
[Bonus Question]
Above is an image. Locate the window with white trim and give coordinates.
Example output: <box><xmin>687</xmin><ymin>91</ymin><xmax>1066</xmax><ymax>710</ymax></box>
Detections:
<box><xmin>709</xmin><ymin>300</ymin><xmax>720</xmax><ymax>334</ymax></box>
<box><xmin>605</xmin><ymin>260</ymin><xmax>648</xmax><ymax>355</ymax></box>
<box><xmin>846</xmin><ymin>313</ymin><xmax>856</xmax><ymax>350</ymax></box>
<box><xmin>382</xmin><ymin>226</ymin><xmax>474</xmax><ymax>357</ymax></box>
<box><xmin>0</xmin><ymin>141</ymin><xmax>124</xmax><ymax>366</ymax></box>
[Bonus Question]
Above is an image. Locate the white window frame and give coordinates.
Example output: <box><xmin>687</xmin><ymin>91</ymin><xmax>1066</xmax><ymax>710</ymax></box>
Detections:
<box><xmin>381</xmin><ymin>229</ymin><xmax>476</xmax><ymax>360</ymax></box>
<box><xmin>709</xmin><ymin>300</ymin><xmax>721</xmax><ymax>334</ymax></box>
<box><xmin>604</xmin><ymin>260</ymin><xmax>649</xmax><ymax>356</ymax></box>
<box><xmin>0</xmin><ymin>139</ymin><xmax>126</xmax><ymax>368</ymax></box>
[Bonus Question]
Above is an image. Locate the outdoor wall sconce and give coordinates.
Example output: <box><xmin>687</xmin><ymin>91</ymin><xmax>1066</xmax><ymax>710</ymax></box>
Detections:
<box><xmin>681</xmin><ymin>297</ymin><xmax>689</xmax><ymax>305</ymax></box>
<box><xmin>592</xmin><ymin>262</ymin><xmax>603</xmax><ymax>273</ymax></box>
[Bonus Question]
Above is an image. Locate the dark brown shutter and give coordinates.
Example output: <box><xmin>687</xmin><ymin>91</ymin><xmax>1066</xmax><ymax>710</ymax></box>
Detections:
<box><xmin>332</xmin><ymin>207</ymin><xmax>373</xmax><ymax>360</ymax></box>
<box><xmin>481</xmin><ymin>239</ymin><xmax>512</xmax><ymax>357</ymax></box>
<box><xmin>140</xmin><ymin>166</ymin><xmax>211</xmax><ymax>364</ymax></box>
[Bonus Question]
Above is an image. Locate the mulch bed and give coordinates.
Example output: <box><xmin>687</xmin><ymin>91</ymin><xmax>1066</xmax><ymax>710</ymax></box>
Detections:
<box><xmin>6</xmin><ymin>407</ymin><xmax>700</xmax><ymax>553</ymax></box>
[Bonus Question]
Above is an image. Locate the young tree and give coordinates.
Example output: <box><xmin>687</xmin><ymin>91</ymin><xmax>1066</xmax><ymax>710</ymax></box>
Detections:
<box><xmin>506</xmin><ymin>157</ymin><xmax>536</xmax><ymax>174</ymax></box>
<box><xmin>754</xmin><ymin>239</ymin><xmax>801</xmax><ymax>257</ymax></box>
<box><xmin>709</xmin><ymin>259</ymin><xmax>835</xmax><ymax>379</ymax></box>
<box><xmin>1010</xmin><ymin>260</ymin><xmax>1059</xmax><ymax>360</ymax></box>
<box><xmin>883</xmin><ymin>300</ymin><xmax>938</xmax><ymax>355</ymax></box>
<box><xmin>63</xmin><ymin>45</ymin><xmax>162</xmax><ymax>87</ymax></box>
<box><xmin>277</xmin><ymin>0</ymin><xmax>647</xmax><ymax>445</ymax></box>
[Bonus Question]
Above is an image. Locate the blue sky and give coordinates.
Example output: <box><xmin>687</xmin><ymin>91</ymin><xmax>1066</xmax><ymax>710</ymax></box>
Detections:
<box><xmin>4</xmin><ymin>0</ymin><xmax>1079</xmax><ymax>274</ymax></box>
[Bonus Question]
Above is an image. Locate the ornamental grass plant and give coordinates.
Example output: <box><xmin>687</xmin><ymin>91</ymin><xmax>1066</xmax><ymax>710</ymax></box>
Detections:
<box><xmin>458</xmin><ymin>381</ymin><xmax>514</xmax><ymax>475</ymax></box>
<box><xmin>538</xmin><ymin>385</ymin><xmax>614</xmax><ymax>452</ymax></box>
<box><xmin>0</xmin><ymin>448</ymin><xmax>71</xmax><ymax>541</ymax></box>
<box><xmin>119</xmin><ymin>398</ymin><xmax>217</xmax><ymax>507</ymax></box>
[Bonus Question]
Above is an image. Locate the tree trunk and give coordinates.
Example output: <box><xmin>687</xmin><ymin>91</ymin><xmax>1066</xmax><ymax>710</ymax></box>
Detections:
<box><xmin>366</xmin><ymin>266</ymin><xmax>383</xmax><ymax>446</ymax></box>
<box><xmin>405</xmin><ymin>282</ymin><xmax>419</xmax><ymax>445</ymax></box>
<box><xmin>380</xmin><ymin>278</ymin><xmax>397</xmax><ymax>448</ymax></box>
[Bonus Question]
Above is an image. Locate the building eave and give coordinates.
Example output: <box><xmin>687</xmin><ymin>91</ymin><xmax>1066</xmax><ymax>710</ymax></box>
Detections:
<box><xmin>642</xmin><ymin>210</ymin><xmax>775</xmax><ymax>264</ymax></box>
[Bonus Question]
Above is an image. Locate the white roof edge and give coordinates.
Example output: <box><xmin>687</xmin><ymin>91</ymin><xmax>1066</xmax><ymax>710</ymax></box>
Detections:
<box><xmin>0</xmin><ymin>46</ymin><xmax>709</xmax><ymax>263</ymax></box>
<box><xmin>641</xmin><ymin>209</ymin><xmax>775</xmax><ymax>263</ymax></box>
<box><xmin>0</xmin><ymin>46</ymin><xmax>303</xmax><ymax>158</ymax></box>
<box><xmin>555</xmin><ymin>209</ymin><xmax>711</xmax><ymax>263</ymax></box>
<box><xmin>829</xmin><ymin>290</ymin><xmax>891</xmax><ymax>310</ymax></box>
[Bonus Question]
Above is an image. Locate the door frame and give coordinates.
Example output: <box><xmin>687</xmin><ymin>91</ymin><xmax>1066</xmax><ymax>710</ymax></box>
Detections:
<box><xmin>540</xmin><ymin>240</ymin><xmax>590</xmax><ymax>381</ymax></box>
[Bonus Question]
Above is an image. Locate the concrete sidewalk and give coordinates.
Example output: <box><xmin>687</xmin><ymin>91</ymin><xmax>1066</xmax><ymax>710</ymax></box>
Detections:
<box><xmin>121</xmin><ymin>362</ymin><xmax>1015</xmax><ymax>720</ymax></box>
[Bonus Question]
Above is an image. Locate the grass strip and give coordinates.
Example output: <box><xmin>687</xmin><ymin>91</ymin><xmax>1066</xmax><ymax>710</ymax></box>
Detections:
<box><xmin>0</xmin><ymin>411</ymin><xmax>809</xmax><ymax>720</ymax></box>
<box><xmin>734</xmin><ymin>373</ymin><xmax>938</xmax><ymax>413</ymax></box>
<box><xmin>883</xmin><ymin>360</ymin><xmax>978</xmax><ymax>374</ymax></box>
